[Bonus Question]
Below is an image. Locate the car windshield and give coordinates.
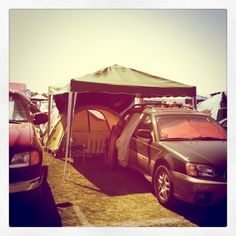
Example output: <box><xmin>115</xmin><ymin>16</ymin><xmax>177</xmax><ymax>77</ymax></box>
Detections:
<box><xmin>157</xmin><ymin>115</ymin><xmax>227</xmax><ymax>141</ymax></box>
<box><xmin>9</xmin><ymin>94</ymin><xmax>28</xmax><ymax>122</ymax></box>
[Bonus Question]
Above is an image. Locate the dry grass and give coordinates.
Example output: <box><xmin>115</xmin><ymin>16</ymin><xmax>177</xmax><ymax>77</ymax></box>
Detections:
<box><xmin>43</xmin><ymin>152</ymin><xmax>196</xmax><ymax>227</ymax></box>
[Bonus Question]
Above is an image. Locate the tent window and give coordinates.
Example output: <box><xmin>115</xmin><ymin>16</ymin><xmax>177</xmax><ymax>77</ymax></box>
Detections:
<box><xmin>88</xmin><ymin>110</ymin><xmax>109</xmax><ymax>132</ymax></box>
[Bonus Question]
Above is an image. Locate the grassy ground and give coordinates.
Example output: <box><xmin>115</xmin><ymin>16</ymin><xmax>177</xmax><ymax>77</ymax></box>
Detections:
<box><xmin>43</xmin><ymin>152</ymin><xmax>196</xmax><ymax>227</ymax></box>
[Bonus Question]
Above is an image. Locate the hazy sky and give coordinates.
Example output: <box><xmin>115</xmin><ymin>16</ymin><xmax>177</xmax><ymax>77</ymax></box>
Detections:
<box><xmin>10</xmin><ymin>9</ymin><xmax>226</xmax><ymax>96</ymax></box>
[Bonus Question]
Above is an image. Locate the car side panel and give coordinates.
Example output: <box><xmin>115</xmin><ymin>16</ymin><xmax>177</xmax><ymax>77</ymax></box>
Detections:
<box><xmin>129</xmin><ymin>137</ymin><xmax>149</xmax><ymax>172</ymax></box>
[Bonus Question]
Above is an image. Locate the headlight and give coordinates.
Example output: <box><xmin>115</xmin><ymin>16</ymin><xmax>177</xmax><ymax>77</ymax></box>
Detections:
<box><xmin>10</xmin><ymin>151</ymin><xmax>40</xmax><ymax>168</ymax></box>
<box><xmin>186</xmin><ymin>163</ymin><xmax>216</xmax><ymax>178</ymax></box>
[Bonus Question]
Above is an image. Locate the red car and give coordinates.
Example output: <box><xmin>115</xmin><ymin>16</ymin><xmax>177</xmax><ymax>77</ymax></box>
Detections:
<box><xmin>9</xmin><ymin>90</ymin><xmax>48</xmax><ymax>202</ymax></box>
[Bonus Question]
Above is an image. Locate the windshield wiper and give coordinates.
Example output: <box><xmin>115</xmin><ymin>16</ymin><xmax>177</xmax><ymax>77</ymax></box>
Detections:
<box><xmin>161</xmin><ymin>137</ymin><xmax>226</xmax><ymax>141</ymax></box>
<box><xmin>161</xmin><ymin>137</ymin><xmax>190</xmax><ymax>141</ymax></box>
<box><xmin>190</xmin><ymin>137</ymin><xmax>226</xmax><ymax>141</ymax></box>
<box><xmin>9</xmin><ymin>119</ymin><xmax>28</xmax><ymax>123</ymax></box>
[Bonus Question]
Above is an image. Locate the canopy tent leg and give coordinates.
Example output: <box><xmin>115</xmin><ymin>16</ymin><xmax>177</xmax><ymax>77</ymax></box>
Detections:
<box><xmin>134</xmin><ymin>94</ymin><xmax>143</xmax><ymax>104</ymax></box>
<box><xmin>192</xmin><ymin>97</ymin><xmax>197</xmax><ymax>109</ymax></box>
<box><xmin>47</xmin><ymin>94</ymin><xmax>53</xmax><ymax>139</ymax></box>
<box><xmin>63</xmin><ymin>92</ymin><xmax>77</xmax><ymax>180</ymax></box>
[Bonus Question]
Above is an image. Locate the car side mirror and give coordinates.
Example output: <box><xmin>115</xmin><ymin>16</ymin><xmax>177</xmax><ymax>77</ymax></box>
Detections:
<box><xmin>33</xmin><ymin>112</ymin><xmax>48</xmax><ymax>125</ymax></box>
<box><xmin>137</xmin><ymin>129</ymin><xmax>153</xmax><ymax>140</ymax></box>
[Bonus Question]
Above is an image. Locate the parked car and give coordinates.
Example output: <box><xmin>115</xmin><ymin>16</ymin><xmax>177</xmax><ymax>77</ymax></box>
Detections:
<box><xmin>105</xmin><ymin>104</ymin><xmax>227</xmax><ymax>207</ymax></box>
<box><xmin>9</xmin><ymin>90</ymin><xmax>48</xmax><ymax>203</ymax></box>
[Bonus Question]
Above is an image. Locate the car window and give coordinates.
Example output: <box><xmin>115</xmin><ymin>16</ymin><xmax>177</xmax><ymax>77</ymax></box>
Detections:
<box><xmin>138</xmin><ymin>115</ymin><xmax>152</xmax><ymax>131</ymax></box>
<box><xmin>156</xmin><ymin>115</ymin><xmax>227</xmax><ymax>141</ymax></box>
<box><xmin>133</xmin><ymin>114</ymin><xmax>152</xmax><ymax>137</ymax></box>
<box><xmin>9</xmin><ymin>94</ymin><xmax>28</xmax><ymax>122</ymax></box>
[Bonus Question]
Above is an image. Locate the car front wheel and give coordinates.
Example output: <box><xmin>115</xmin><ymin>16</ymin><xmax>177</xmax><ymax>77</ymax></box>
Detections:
<box><xmin>153</xmin><ymin>165</ymin><xmax>174</xmax><ymax>207</ymax></box>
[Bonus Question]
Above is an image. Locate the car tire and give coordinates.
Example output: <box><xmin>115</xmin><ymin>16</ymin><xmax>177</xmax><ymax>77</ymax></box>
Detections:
<box><xmin>153</xmin><ymin>165</ymin><xmax>175</xmax><ymax>208</ymax></box>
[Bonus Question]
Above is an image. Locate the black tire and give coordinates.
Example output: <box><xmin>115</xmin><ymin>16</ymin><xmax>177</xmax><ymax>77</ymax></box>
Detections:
<box><xmin>153</xmin><ymin>165</ymin><xmax>175</xmax><ymax>208</ymax></box>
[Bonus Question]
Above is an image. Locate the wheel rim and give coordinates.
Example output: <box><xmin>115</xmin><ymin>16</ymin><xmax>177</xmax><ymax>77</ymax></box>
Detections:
<box><xmin>157</xmin><ymin>170</ymin><xmax>170</xmax><ymax>202</ymax></box>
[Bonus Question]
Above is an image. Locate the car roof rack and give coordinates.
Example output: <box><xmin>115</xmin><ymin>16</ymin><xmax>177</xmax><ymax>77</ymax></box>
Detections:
<box><xmin>130</xmin><ymin>102</ymin><xmax>195</xmax><ymax>111</ymax></box>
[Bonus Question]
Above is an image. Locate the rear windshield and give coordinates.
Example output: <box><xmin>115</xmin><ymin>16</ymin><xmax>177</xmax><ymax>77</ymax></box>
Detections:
<box><xmin>9</xmin><ymin>94</ymin><xmax>28</xmax><ymax>122</ymax></box>
<box><xmin>157</xmin><ymin>115</ymin><xmax>227</xmax><ymax>141</ymax></box>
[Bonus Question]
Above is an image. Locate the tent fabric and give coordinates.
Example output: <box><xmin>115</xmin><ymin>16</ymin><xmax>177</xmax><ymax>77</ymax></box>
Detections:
<box><xmin>197</xmin><ymin>91</ymin><xmax>227</xmax><ymax>121</ymax></box>
<box><xmin>53</xmin><ymin>92</ymin><xmax>134</xmax><ymax>114</ymax></box>
<box><xmin>116</xmin><ymin>113</ymin><xmax>144</xmax><ymax>167</ymax></box>
<box><xmin>46</xmin><ymin>105</ymin><xmax>119</xmax><ymax>155</ymax></box>
<box><xmin>72</xmin><ymin>107</ymin><xmax>119</xmax><ymax>154</ymax></box>
<box><xmin>49</xmin><ymin>64</ymin><xmax>196</xmax><ymax>97</ymax></box>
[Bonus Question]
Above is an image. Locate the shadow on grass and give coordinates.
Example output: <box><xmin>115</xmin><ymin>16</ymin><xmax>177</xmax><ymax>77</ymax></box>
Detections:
<box><xmin>9</xmin><ymin>166</ymin><xmax>62</xmax><ymax>227</ymax></box>
<box><xmin>71</xmin><ymin>156</ymin><xmax>152</xmax><ymax>196</ymax></box>
<box><xmin>166</xmin><ymin>198</ymin><xmax>227</xmax><ymax>227</ymax></box>
<box><xmin>72</xmin><ymin>155</ymin><xmax>227</xmax><ymax>227</ymax></box>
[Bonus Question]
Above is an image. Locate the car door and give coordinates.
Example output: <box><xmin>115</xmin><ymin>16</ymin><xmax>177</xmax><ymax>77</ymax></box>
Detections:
<box><xmin>105</xmin><ymin>112</ymin><xmax>133</xmax><ymax>168</ymax></box>
<box><xmin>129</xmin><ymin>114</ymin><xmax>154</xmax><ymax>173</ymax></box>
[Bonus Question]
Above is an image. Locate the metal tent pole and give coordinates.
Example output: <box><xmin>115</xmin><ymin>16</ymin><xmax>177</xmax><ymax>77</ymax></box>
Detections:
<box><xmin>63</xmin><ymin>92</ymin><xmax>73</xmax><ymax>180</ymax></box>
<box><xmin>69</xmin><ymin>92</ymin><xmax>77</xmax><ymax>154</ymax></box>
<box><xmin>134</xmin><ymin>94</ymin><xmax>143</xmax><ymax>104</ymax></box>
<box><xmin>63</xmin><ymin>92</ymin><xmax>77</xmax><ymax>180</ymax></box>
<box><xmin>47</xmin><ymin>94</ymin><xmax>53</xmax><ymax>139</ymax></box>
<box><xmin>192</xmin><ymin>96</ymin><xmax>197</xmax><ymax>109</ymax></box>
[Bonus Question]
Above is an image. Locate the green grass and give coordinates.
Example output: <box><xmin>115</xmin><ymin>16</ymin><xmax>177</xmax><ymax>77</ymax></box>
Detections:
<box><xmin>43</xmin><ymin>152</ymin><xmax>196</xmax><ymax>227</ymax></box>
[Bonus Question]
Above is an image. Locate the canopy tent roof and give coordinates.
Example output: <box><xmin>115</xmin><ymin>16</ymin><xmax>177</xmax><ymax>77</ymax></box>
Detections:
<box><xmin>31</xmin><ymin>94</ymin><xmax>48</xmax><ymax>100</ymax></box>
<box><xmin>49</xmin><ymin>64</ymin><xmax>196</xmax><ymax>97</ymax></box>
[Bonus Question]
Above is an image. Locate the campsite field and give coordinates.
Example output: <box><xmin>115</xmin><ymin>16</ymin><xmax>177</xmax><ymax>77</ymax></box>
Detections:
<box><xmin>43</xmin><ymin>153</ymin><xmax>196</xmax><ymax>227</ymax></box>
<box><xmin>10</xmin><ymin>151</ymin><xmax>227</xmax><ymax>227</ymax></box>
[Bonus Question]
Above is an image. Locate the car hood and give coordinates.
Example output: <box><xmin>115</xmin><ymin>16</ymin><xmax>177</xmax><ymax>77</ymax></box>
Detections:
<box><xmin>160</xmin><ymin>141</ymin><xmax>227</xmax><ymax>167</ymax></box>
<box><xmin>9</xmin><ymin>122</ymin><xmax>33</xmax><ymax>147</ymax></box>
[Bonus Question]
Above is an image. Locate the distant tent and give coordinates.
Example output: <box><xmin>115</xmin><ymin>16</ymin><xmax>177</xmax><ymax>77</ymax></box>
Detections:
<box><xmin>197</xmin><ymin>91</ymin><xmax>227</xmax><ymax>121</ymax></box>
<box><xmin>31</xmin><ymin>94</ymin><xmax>49</xmax><ymax>113</ymax></box>
<box><xmin>185</xmin><ymin>95</ymin><xmax>207</xmax><ymax>105</ymax></box>
<box><xmin>31</xmin><ymin>94</ymin><xmax>48</xmax><ymax>101</ymax></box>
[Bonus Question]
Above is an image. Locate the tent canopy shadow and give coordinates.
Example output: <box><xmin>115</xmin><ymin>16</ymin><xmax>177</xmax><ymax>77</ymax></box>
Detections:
<box><xmin>71</xmin><ymin>154</ymin><xmax>152</xmax><ymax>196</ymax></box>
